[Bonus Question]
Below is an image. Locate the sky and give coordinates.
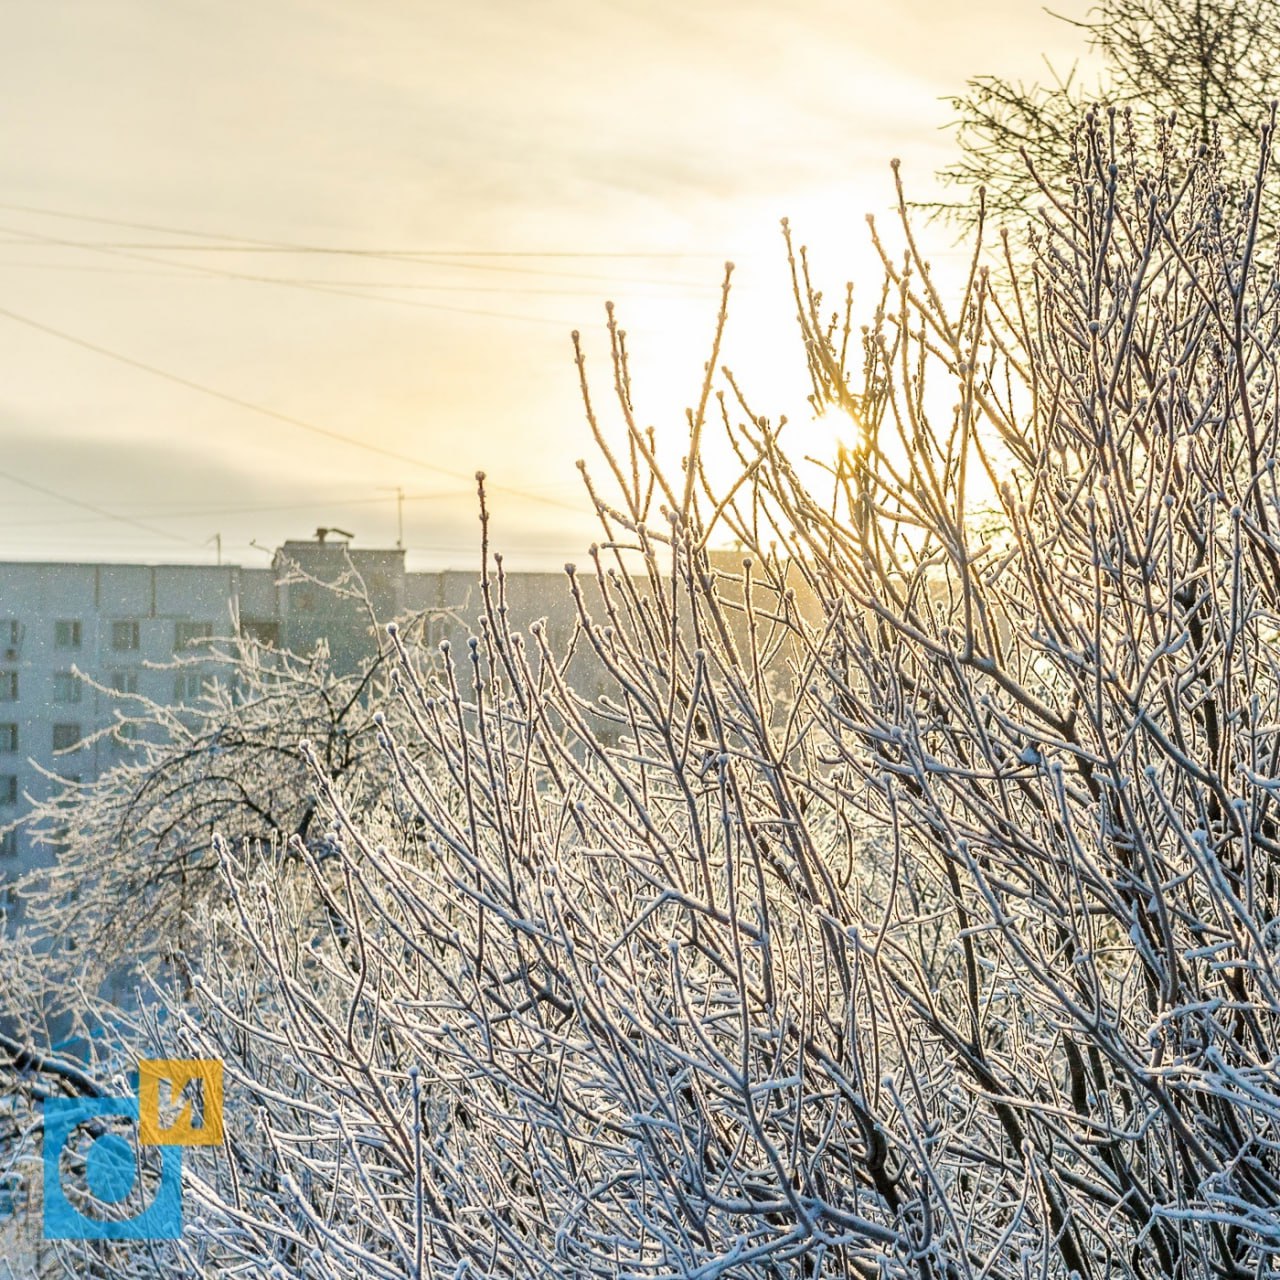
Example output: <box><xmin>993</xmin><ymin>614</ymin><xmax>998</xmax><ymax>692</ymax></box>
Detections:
<box><xmin>0</xmin><ymin>0</ymin><xmax>1080</xmax><ymax>570</ymax></box>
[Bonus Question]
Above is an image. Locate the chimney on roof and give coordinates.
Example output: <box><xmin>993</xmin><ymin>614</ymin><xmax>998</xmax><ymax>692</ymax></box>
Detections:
<box><xmin>315</xmin><ymin>527</ymin><xmax>355</xmax><ymax>545</ymax></box>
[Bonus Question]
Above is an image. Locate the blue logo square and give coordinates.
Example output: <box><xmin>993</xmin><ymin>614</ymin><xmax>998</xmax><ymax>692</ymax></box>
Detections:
<box><xmin>42</xmin><ymin>1095</ymin><xmax>182</xmax><ymax>1240</ymax></box>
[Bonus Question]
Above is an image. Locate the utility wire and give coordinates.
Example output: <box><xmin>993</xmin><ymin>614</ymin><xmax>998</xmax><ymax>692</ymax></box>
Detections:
<box><xmin>0</xmin><ymin>257</ymin><xmax>721</xmax><ymax>297</ymax></box>
<box><xmin>0</xmin><ymin>302</ymin><xmax>587</xmax><ymax>515</ymax></box>
<box><xmin>0</xmin><ymin>200</ymin><xmax>722</xmax><ymax>257</ymax></box>
<box><xmin>0</xmin><ymin>466</ymin><xmax>198</xmax><ymax>545</ymax></box>
<box><xmin>0</xmin><ymin>203</ymin><xmax>719</xmax><ymax>285</ymax></box>
<box><xmin>0</xmin><ymin>203</ymin><xmax>717</xmax><ymax>545</ymax></box>
<box><xmin>0</xmin><ymin>223</ymin><xmax>590</xmax><ymax>326</ymax></box>
<box><xmin>0</xmin><ymin>487</ymin><xmax>490</xmax><ymax>529</ymax></box>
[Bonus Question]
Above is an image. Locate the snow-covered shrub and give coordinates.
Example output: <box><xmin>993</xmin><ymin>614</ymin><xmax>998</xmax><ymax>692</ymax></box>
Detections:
<box><xmin>13</xmin><ymin>114</ymin><xmax>1280</xmax><ymax>1279</ymax></box>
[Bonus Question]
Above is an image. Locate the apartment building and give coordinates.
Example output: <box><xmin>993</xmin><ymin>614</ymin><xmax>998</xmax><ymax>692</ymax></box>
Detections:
<box><xmin>0</xmin><ymin>533</ymin><xmax>805</xmax><ymax>879</ymax></box>
<box><xmin>0</xmin><ymin>532</ymin><xmax>617</xmax><ymax>876</ymax></box>
<box><xmin>0</xmin><ymin>561</ymin><xmax>247</xmax><ymax>859</ymax></box>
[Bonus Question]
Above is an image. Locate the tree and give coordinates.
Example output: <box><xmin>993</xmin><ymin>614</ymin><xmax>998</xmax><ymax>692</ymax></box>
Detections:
<box><xmin>939</xmin><ymin>0</ymin><xmax>1280</xmax><ymax>224</ymax></box>
<box><xmin>10</xmin><ymin>116</ymin><xmax>1280</xmax><ymax>1279</ymax></box>
<box><xmin>12</xmin><ymin>621</ymin><xmax>417</xmax><ymax>998</ymax></box>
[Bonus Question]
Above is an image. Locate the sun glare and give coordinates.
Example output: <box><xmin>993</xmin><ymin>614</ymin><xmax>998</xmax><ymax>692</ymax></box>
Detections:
<box><xmin>582</xmin><ymin>186</ymin><xmax>912</xmax><ymax>528</ymax></box>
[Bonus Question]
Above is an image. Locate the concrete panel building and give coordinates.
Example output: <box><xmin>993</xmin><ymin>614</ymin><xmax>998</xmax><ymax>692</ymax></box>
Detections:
<box><xmin>0</xmin><ymin>533</ymin><xmax>595</xmax><ymax>878</ymax></box>
<box><xmin>0</xmin><ymin>533</ymin><xmax>807</xmax><ymax>882</ymax></box>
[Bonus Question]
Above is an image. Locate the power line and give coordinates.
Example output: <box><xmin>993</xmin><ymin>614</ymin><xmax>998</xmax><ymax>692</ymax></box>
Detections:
<box><xmin>0</xmin><ymin>257</ymin><xmax>722</xmax><ymax>297</ymax></box>
<box><xmin>8</xmin><ymin>239</ymin><xmax>721</xmax><ymax>260</ymax></box>
<box><xmin>0</xmin><ymin>203</ymin><xmax>723</xmax><ymax>286</ymax></box>
<box><xmin>0</xmin><ymin>302</ymin><xmax>587</xmax><ymax>516</ymax></box>
<box><xmin>0</xmin><ymin>466</ymin><xmax>199</xmax><ymax>546</ymax></box>
<box><xmin>0</xmin><ymin>487</ymin><xmax>490</xmax><ymax>529</ymax></box>
<box><xmin>0</xmin><ymin>200</ymin><xmax>724</xmax><ymax>258</ymax></box>
<box><xmin>0</xmin><ymin>530</ymin><xmax>597</xmax><ymax>560</ymax></box>
<box><xmin>0</xmin><ymin>223</ymin><xmax>592</xmax><ymax>326</ymax></box>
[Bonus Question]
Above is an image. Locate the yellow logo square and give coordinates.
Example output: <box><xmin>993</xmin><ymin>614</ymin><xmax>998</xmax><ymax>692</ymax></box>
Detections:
<box><xmin>138</xmin><ymin>1059</ymin><xmax>223</xmax><ymax>1147</ymax></box>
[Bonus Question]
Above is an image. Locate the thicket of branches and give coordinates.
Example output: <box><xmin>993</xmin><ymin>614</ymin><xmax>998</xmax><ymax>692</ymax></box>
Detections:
<box><xmin>939</xmin><ymin>0</ymin><xmax>1280</xmax><ymax>223</ymax></box>
<box><xmin>11</xmin><ymin>635</ymin><xmax>409</xmax><ymax>1000</ymax></box>
<box><xmin>8</xmin><ymin>113</ymin><xmax>1280</xmax><ymax>1279</ymax></box>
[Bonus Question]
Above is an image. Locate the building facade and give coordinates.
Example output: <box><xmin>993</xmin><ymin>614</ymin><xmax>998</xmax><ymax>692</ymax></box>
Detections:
<box><xmin>0</xmin><ymin>534</ymin><xmax>798</xmax><ymax>880</ymax></box>
<box><xmin>0</xmin><ymin>533</ymin><xmax>613</xmax><ymax>877</ymax></box>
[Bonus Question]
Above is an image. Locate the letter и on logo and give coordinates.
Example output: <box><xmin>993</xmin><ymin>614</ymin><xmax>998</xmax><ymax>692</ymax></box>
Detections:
<box><xmin>138</xmin><ymin>1059</ymin><xmax>224</xmax><ymax>1147</ymax></box>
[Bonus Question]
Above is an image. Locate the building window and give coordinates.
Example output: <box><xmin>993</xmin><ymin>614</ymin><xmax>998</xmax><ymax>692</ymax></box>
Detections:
<box><xmin>110</xmin><ymin>671</ymin><xmax>139</xmax><ymax>696</ymax></box>
<box><xmin>174</xmin><ymin>621</ymin><xmax>213</xmax><ymax>651</ymax></box>
<box><xmin>52</xmin><ymin>672</ymin><xmax>81</xmax><ymax>704</ymax></box>
<box><xmin>52</xmin><ymin>723</ymin><xmax>81</xmax><ymax>752</ymax></box>
<box><xmin>0</xmin><ymin>776</ymin><xmax>16</xmax><ymax>806</ymax></box>
<box><xmin>292</xmin><ymin>589</ymin><xmax>316</xmax><ymax>613</ymax></box>
<box><xmin>111</xmin><ymin>620</ymin><xmax>140</xmax><ymax>651</ymax></box>
<box><xmin>0</xmin><ymin>829</ymin><xmax>15</xmax><ymax>857</ymax></box>
<box><xmin>113</xmin><ymin>723</ymin><xmax>139</xmax><ymax>754</ymax></box>
<box><xmin>54</xmin><ymin>620</ymin><xmax>82</xmax><ymax>649</ymax></box>
<box><xmin>0</xmin><ymin>724</ymin><xmax>15</xmax><ymax>753</ymax></box>
<box><xmin>0</xmin><ymin>673</ymin><xmax>17</xmax><ymax>702</ymax></box>
<box><xmin>174</xmin><ymin>672</ymin><xmax>209</xmax><ymax>703</ymax></box>
<box><xmin>1</xmin><ymin>620</ymin><xmax>19</xmax><ymax>655</ymax></box>
<box><xmin>241</xmin><ymin>619</ymin><xmax>279</xmax><ymax>648</ymax></box>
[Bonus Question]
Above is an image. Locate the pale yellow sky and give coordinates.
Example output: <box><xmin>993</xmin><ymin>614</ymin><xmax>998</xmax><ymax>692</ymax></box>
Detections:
<box><xmin>0</xmin><ymin>0</ymin><xmax>1080</xmax><ymax>568</ymax></box>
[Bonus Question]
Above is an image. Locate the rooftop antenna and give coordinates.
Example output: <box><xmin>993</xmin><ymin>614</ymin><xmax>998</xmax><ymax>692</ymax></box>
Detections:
<box><xmin>378</xmin><ymin>486</ymin><xmax>405</xmax><ymax>549</ymax></box>
<box><xmin>207</xmin><ymin>532</ymin><xmax>222</xmax><ymax>565</ymax></box>
<box><xmin>315</xmin><ymin>527</ymin><xmax>355</xmax><ymax>545</ymax></box>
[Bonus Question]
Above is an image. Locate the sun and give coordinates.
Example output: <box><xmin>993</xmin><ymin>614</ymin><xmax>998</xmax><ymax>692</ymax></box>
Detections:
<box><xmin>574</xmin><ymin>180</ymin><xmax>978</xmax><ymax>535</ymax></box>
